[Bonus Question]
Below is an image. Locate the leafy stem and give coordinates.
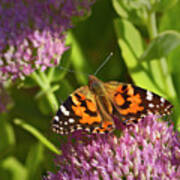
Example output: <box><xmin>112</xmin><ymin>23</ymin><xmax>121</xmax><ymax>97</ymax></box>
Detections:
<box><xmin>146</xmin><ymin>10</ymin><xmax>180</xmax><ymax>127</ymax></box>
<box><xmin>14</xmin><ymin>118</ymin><xmax>61</xmax><ymax>155</ymax></box>
<box><xmin>31</xmin><ymin>69</ymin><xmax>58</xmax><ymax>114</ymax></box>
<box><xmin>146</xmin><ymin>11</ymin><xmax>177</xmax><ymax>100</ymax></box>
<box><xmin>147</xmin><ymin>12</ymin><xmax>157</xmax><ymax>39</ymax></box>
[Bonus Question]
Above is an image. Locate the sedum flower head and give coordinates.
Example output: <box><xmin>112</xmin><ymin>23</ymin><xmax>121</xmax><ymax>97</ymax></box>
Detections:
<box><xmin>0</xmin><ymin>0</ymin><xmax>94</xmax><ymax>81</ymax></box>
<box><xmin>44</xmin><ymin>116</ymin><xmax>180</xmax><ymax>180</ymax></box>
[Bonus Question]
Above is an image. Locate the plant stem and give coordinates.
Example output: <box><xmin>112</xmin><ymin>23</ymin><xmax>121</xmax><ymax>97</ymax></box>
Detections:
<box><xmin>47</xmin><ymin>67</ymin><xmax>55</xmax><ymax>82</ymax></box>
<box><xmin>147</xmin><ymin>12</ymin><xmax>157</xmax><ymax>39</ymax></box>
<box><xmin>31</xmin><ymin>71</ymin><xmax>58</xmax><ymax>114</ymax></box>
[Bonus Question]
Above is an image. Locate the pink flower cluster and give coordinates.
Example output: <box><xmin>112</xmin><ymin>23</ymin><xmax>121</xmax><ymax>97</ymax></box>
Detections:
<box><xmin>0</xmin><ymin>0</ymin><xmax>94</xmax><ymax>82</ymax></box>
<box><xmin>44</xmin><ymin>116</ymin><xmax>180</xmax><ymax>180</ymax></box>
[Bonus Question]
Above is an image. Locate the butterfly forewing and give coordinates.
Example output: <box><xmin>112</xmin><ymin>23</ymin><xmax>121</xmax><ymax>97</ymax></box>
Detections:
<box><xmin>52</xmin><ymin>85</ymin><xmax>115</xmax><ymax>135</ymax></box>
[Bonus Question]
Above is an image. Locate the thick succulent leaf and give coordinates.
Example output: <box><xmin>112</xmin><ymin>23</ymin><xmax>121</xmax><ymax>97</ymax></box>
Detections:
<box><xmin>114</xmin><ymin>18</ymin><xmax>165</xmax><ymax>95</ymax></box>
<box><xmin>141</xmin><ymin>31</ymin><xmax>180</xmax><ymax>61</ymax></box>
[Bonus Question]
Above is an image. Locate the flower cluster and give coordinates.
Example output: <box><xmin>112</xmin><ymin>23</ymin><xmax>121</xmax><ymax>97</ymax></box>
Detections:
<box><xmin>44</xmin><ymin>116</ymin><xmax>180</xmax><ymax>180</ymax></box>
<box><xmin>0</xmin><ymin>0</ymin><xmax>94</xmax><ymax>82</ymax></box>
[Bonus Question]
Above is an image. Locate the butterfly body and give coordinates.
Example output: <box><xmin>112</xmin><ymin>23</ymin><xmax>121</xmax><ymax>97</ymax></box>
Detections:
<box><xmin>52</xmin><ymin>75</ymin><xmax>173</xmax><ymax>135</ymax></box>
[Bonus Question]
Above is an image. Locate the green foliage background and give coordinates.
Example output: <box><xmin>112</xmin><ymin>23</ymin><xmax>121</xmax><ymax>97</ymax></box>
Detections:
<box><xmin>0</xmin><ymin>0</ymin><xmax>180</xmax><ymax>179</ymax></box>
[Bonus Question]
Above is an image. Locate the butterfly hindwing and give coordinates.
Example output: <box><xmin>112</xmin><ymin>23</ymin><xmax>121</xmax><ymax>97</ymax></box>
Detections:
<box><xmin>105</xmin><ymin>81</ymin><xmax>173</xmax><ymax>124</ymax></box>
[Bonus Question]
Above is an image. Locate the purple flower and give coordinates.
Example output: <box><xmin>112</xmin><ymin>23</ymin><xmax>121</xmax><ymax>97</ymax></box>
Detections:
<box><xmin>0</xmin><ymin>83</ymin><xmax>12</xmax><ymax>113</ymax></box>
<box><xmin>0</xmin><ymin>0</ymin><xmax>95</xmax><ymax>82</ymax></box>
<box><xmin>44</xmin><ymin>116</ymin><xmax>180</xmax><ymax>180</ymax></box>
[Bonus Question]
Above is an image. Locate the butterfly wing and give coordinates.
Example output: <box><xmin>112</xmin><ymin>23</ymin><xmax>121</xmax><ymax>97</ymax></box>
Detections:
<box><xmin>52</xmin><ymin>85</ymin><xmax>115</xmax><ymax>135</ymax></box>
<box><xmin>105</xmin><ymin>81</ymin><xmax>173</xmax><ymax>124</ymax></box>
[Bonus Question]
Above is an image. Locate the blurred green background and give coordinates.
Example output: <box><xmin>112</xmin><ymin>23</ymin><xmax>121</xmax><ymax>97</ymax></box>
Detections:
<box><xmin>0</xmin><ymin>0</ymin><xmax>180</xmax><ymax>179</ymax></box>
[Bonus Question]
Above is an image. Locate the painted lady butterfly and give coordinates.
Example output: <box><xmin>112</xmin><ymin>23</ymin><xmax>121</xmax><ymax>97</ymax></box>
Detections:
<box><xmin>52</xmin><ymin>75</ymin><xmax>173</xmax><ymax>134</ymax></box>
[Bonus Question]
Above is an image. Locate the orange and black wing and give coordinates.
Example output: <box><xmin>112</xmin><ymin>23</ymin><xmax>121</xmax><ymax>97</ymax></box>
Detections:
<box><xmin>52</xmin><ymin>86</ymin><xmax>115</xmax><ymax>135</ymax></box>
<box><xmin>105</xmin><ymin>81</ymin><xmax>173</xmax><ymax>124</ymax></box>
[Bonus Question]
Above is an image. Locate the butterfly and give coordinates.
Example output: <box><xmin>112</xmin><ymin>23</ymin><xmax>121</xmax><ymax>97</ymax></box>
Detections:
<box><xmin>52</xmin><ymin>75</ymin><xmax>173</xmax><ymax>135</ymax></box>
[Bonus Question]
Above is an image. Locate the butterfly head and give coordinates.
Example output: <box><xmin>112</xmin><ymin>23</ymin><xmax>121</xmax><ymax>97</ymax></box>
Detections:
<box><xmin>88</xmin><ymin>75</ymin><xmax>105</xmax><ymax>94</ymax></box>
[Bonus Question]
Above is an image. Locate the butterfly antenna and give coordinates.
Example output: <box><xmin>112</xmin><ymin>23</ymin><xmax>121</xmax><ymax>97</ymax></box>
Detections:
<box><xmin>94</xmin><ymin>52</ymin><xmax>113</xmax><ymax>76</ymax></box>
<box><xmin>59</xmin><ymin>66</ymin><xmax>89</xmax><ymax>76</ymax></box>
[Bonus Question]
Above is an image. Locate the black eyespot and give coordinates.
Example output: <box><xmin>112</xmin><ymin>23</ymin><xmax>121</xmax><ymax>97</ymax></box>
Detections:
<box><xmin>122</xmin><ymin>85</ymin><xmax>127</xmax><ymax>91</ymax></box>
<box><xmin>96</xmin><ymin>129</ymin><xmax>100</xmax><ymax>133</ymax></box>
<box><xmin>133</xmin><ymin>120</ymin><xmax>138</xmax><ymax>124</ymax></box>
<box><xmin>105</xmin><ymin>130</ymin><xmax>109</xmax><ymax>134</ymax></box>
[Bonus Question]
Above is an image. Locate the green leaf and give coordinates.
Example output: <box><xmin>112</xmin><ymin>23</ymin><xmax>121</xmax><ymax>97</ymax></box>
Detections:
<box><xmin>0</xmin><ymin>116</ymin><xmax>15</xmax><ymax>157</ymax></box>
<box><xmin>0</xmin><ymin>157</ymin><xmax>27</xmax><ymax>180</ymax></box>
<box><xmin>141</xmin><ymin>31</ymin><xmax>180</xmax><ymax>61</ymax></box>
<box><xmin>112</xmin><ymin>0</ymin><xmax>128</xmax><ymax>18</ymax></box>
<box><xmin>26</xmin><ymin>143</ymin><xmax>44</xmax><ymax>180</ymax></box>
<box><xmin>153</xmin><ymin>0</ymin><xmax>177</xmax><ymax>12</ymax></box>
<box><xmin>114</xmin><ymin>18</ymin><xmax>163</xmax><ymax>94</ymax></box>
<box><xmin>160</xmin><ymin>0</ymin><xmax>180</xmax><ymax>32</ymax></box>
<box><xmin>112</xmin><ymin>0</ymin><xmax>150</xmax><ymax>26</ymax></box>
<box><xmin>14</xmin><ymin>118</ymin><xmax>61</xmax><ymax>155</ymax></box>
<box><xmin>167</xmin><ymin>45</ymin><xmax>180</xmax><ymax>127</ymax></box>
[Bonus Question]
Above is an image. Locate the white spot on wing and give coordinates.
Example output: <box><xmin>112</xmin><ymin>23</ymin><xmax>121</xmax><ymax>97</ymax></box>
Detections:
<box><xmin>146</xmin><ymin>91</ymin><xmax>153</xmax><ymax>101</ymax></box>
<box><xmin>52</xmin><ymin>124</ymin><xmax>59</xmax><ymax>128</ymax></box>
<box><xmin>69</xmin><ymin>118</ymin><xmax>75</xmax><ymax>123</ymax></box>
<box><xmin>147</xmin><ymin>111</ymin><xmax>153</xmax><ymax>115</ymax></box>
<box><xmin>160</xmin><ymin>97</ymin><xmax>165</xmax><ymax>103</ymax></box>
<box><xmin>70</xmin><ymin>128</ymin><xmax>75</xmax><ymax>132</ymax></box>
<box><xmin>148</xmin><ymin>103</ymin><xmax>154</xmax><ymax>108</ymax></box>
<box><xmin>76</xmin><ymin>125</ymin><xmax>82</xmax><ymax>130</ymax></box>
<box><xmin>54</xmin><ymin>116</ymin><xmax>59</xmax><ymax>122</ymax></box>
<box><xmin>60</xmin><ymin>105</ymin><xmax>70</xmax><ymax>116</ymax></box>
<box><xmin>85</xmin><ymin>128</ymin><xmax>90</xmax><ymax>132</ymax></box>
<box><xmin>59</xmin><ymin>131</ymin><xmax>64</xmax><ymax>134</ymax></box>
